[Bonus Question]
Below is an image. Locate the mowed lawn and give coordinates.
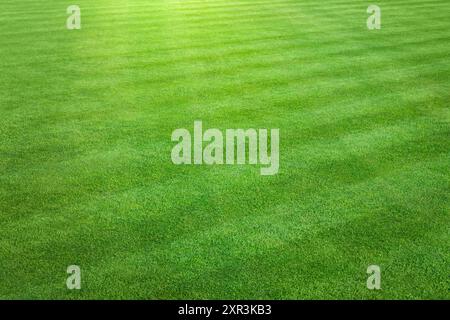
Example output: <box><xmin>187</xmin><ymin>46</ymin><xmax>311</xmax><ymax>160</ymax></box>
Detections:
<box><xmin>0</xmin><ymin>0</ymin><xmax>449</xmax><ymax>299</ymax></box>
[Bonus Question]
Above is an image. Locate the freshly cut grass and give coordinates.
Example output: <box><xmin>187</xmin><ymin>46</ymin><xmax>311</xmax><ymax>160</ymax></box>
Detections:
<box><xmin>0</xmin><ymin>0</ymin><xmax>449</xmax><ymax>299</ymax></box>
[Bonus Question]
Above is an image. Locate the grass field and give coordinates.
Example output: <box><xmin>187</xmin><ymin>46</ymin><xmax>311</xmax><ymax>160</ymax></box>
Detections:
<box><xmin>0</xmin><ymin>0</ymin><xmax>449</xmax><ymax>299</ymax></box>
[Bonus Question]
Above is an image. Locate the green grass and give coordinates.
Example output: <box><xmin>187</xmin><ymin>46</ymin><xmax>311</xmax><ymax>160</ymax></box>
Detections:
<box><xmin>0</xmin><ymin>0</ymin><xmax>449</xmax><ymax>299</ymax></box>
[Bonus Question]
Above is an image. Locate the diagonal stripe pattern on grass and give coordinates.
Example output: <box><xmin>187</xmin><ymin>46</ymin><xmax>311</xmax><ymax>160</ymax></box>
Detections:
<box><xmin>0</xmin><ymin>0</ymin><xmax>449</xmax><ymax>299</ymax></box>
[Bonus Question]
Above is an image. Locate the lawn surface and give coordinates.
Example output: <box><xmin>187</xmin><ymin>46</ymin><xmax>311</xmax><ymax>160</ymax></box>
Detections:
<box><xmin>0</xmin><ymin>0</ymin><xmax>449</xmax><ymax>299</ymax></box>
